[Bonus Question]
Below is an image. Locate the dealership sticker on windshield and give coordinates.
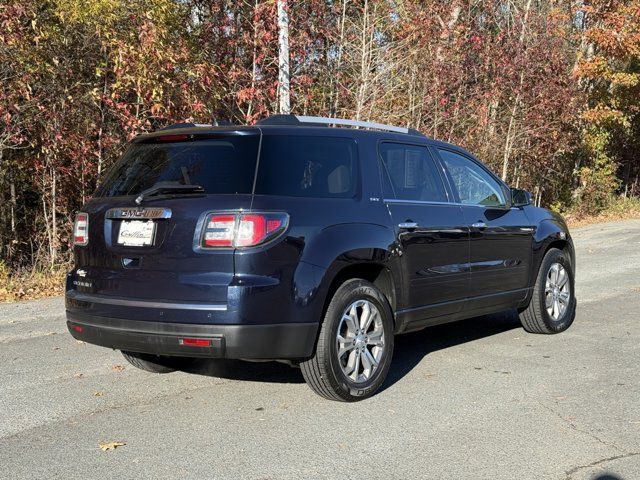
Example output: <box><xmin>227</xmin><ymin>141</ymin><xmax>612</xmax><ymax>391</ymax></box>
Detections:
<box><xmin>117</xmin><ymin>220</ymin><xmax>156</xmax><ymax>246</ymax></box>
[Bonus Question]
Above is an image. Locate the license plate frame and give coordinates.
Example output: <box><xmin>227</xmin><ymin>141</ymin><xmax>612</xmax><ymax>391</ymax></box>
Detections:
<box><xmin>117</xmin><ymin>220</ymin><xmax>156</xmax><ymax>247</ymax></box>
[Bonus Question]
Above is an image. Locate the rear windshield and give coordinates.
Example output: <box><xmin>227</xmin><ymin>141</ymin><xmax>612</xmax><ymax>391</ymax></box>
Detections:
<box><xmin>255</xmin><ymin>135</ymin><xmax>357</xmax><ymax>198</ymax></box>
<box><xmin>96</xmin><ymin>133</ymin><xmax>356</xmax><ymax>198</ymax></box>
<box><xmin>95</xmin><ymin>135</ymin><xmax>260</xmax><ymax>197</ymax></box>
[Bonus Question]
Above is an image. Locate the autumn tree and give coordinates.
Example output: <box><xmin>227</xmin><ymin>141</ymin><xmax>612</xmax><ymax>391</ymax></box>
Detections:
<box><xmin>574</xmin><ymin>0</ymin><xmax>640</xmax><ymax>213</ymax></box>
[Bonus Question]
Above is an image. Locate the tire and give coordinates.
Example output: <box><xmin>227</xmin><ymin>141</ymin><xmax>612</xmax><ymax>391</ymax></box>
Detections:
<box><xmin>519</xmin><ymin>248</ymin><xmax>576</xmax><ymax>334</ymax></box>
<box><xmin>300</xmin><ymin>279</ymin><xmax>394</xmax><ymax>401</ymax></box>
<box><xmin>121</xmin><ymin>351</ymin><xmax>194</xmax><ymax>374</ymax></box>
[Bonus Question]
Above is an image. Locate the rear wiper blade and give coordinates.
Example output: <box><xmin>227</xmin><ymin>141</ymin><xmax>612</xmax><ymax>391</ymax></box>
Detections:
<box><xmin>135</xmin><ymin>182</ymin><xmax>204</xmax><ymax>204</ymax></box>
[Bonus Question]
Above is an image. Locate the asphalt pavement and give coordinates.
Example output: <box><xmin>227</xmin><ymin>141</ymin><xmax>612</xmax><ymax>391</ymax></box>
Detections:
<box><xmin>1</xmin><ymin>219</ymin><xmax>639</xmax><ymax>479</ymax></box>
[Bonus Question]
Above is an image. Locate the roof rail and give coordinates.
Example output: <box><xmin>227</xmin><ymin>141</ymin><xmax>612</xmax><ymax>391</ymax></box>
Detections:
<box><xmin>160</xmin><ymin>122</ymin><xmax>212</xmax><ymax>131</ymax></box>
<box><xmin>160</xmin><ymin>118</ymin><xmax>233</xmax><ymax>131</ymax></box>
<box><xmin>257</xmin><ymin>114</ymin><xmax>424</xmax><ymax>136</ymax></box>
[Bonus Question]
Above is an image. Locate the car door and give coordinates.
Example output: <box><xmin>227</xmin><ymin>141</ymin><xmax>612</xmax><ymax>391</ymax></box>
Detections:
<box><xmin>435</xmin><ymin>147</ymin><xmax>534</xmax><ymax>312</ymax></box>
<box><xmin>378</xmin><ymin>142</ymin><xmax>469</xmax><ymax>325</ymax></box>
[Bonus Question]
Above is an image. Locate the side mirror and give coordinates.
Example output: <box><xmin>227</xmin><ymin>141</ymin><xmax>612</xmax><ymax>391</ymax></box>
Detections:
<box><xmin>511</xmin><ymin>188</ymin><xmax>532</xmax><ymax>207</ymax></box>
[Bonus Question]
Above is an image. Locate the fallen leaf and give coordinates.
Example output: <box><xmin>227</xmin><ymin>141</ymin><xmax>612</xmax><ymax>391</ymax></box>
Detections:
<box><xmin>99</xmin><ymin>441</ymin><xmax>126</xmax><ymax>451</ymax></box>
<box><xmin>93</xmin><ymin>391</ymin><xmax>104</xmax><ymax>397</ymax></box>
<box><xmin>112</xmin><ymin>365</ymin><xmax>125</xmax><ymax>372</ymax></box>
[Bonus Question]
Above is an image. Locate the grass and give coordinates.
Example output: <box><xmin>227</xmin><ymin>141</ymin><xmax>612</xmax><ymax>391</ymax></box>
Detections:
<box><xmin>0</xmin><ymin>265</ymin><xmax>68</xmax><ymax>303</ymax></box>
<box><xmin>564</xmin><ymin>195</ymin><xmax>640</xmax><ymax>228</ymax></box>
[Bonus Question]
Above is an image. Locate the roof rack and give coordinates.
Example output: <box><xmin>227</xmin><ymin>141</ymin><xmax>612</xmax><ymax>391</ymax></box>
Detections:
<box><xmin>256</xmin><ymin>114</ymin><xmax>424</xmax><ymax>136</ymax></box>
<box><xmin>160</xmin><ymin>118</ymin><xmax>234</xmax><ymax>131</ymax></box>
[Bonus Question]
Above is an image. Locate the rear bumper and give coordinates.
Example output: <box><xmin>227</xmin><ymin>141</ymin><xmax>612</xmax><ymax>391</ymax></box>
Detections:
<box><xmin>66</xmin><ymin>310</ymin><xmax>318</xmax><ymax>360</ymax></box>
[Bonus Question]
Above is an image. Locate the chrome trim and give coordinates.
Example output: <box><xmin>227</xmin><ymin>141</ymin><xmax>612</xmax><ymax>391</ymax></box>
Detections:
<box><xmin>398</xmin><ymin>222</ymin><xmax>419</xmax><ymax>229</ymax></box>
<box><xmin>384</xmin><ymin>198</ymin><xmax>459</xmax><ymax>206</ymax></box>
<box><xmin>383</xmin><ymin>198</ymin><xmax>509</xmax><ymax>209</ymax></box>
<box><xmin>105</xmin><ymin>207</ymin><xmax>172</xmax><ymax>220</ymax></box>
<box><xmin>295</xmin><ymin>115</ymin><xmax>409</xmax><ymax>134</ymax></box>
<box><xmin>66</xmin><ymin>290</ymin><xmax>227</xmax><ymax>311</ymax></box>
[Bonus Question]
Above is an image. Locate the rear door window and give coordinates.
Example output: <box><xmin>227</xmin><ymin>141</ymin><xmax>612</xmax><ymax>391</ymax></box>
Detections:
<box><xmin>96</xmin><ymin>135</ymin><xmax>260</xmax><ymax>197</ymax></box>
<box><xmin>254</xmin><ymin>136</ymin><xmax>357</xmax><ymax>198</ymax></box>
<box><xmin>378</xmin><ymin>143</ymin><xmax>448</xmax><ymax>202</ymax></box>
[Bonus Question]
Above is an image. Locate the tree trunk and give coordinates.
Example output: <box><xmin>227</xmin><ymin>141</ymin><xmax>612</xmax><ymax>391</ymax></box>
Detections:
<box><xmin>500</xmin><ymin>0</ymin><xmax>532</xmax><ymax>182</ymax></box>
<box><xmin>247</xmin><ymin>0</ymin><xmax>259</xmax><ymax>120</ymax></box>
<box><xmin>277</xmin><ymin>0</ymin><xmax>291</xmax><ymax>114</ymax></box>
<box><xmin>96</xmin><ymin>54</ymin><xmax>109</xmax><ymax>182</ymax></box>
<box><xmin>501</xmin><ymin>92</ymin><xmax>520</xmax><ymax>180</ymax></box>
<box><xmin>51</xmin><ymin>167</ymin><xmax>57</xmax><ymax>268</ymax></box>
<box><xmin>10</xmin><ymin>179</ymin><xmax>16</xmax><ymax>234</ymax></box>
<box><xmin>354</xmin><ymin>0</ymin><xmax>372</xmax><ymax>121</ymax></box>
<box><xmin>330</xmin><ymin>0</ymin><xmax>348</xmax><ymax>116</ymax></box>
<box><xmin>41</xmin><ymin>172</ymin><xmax>53</xmax><ymax>270</ymax></box>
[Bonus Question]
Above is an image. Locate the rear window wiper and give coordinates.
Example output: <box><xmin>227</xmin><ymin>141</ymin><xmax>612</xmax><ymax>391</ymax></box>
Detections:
<box><xmin>135</xmin><ymin>182</ymin><xmax>204</xmax><ymax>204</ymax></box>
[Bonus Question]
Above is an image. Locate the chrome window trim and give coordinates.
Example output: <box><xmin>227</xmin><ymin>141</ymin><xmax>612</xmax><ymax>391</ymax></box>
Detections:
<box><xmin>384</xmin><ymin>198</ymin><xmax>456</xmax><ymax>206</ymax></box>
<box><xmin>383</xmin><ymin>198</ymin><xmax>513</xmax><ymax>209</ymax></box>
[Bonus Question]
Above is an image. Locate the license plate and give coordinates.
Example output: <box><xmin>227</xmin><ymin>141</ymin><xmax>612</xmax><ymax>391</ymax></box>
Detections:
<box><xmin>117</xmin><ymin>220</ymin><xmax>156</xmax><ymax>246</ymax></box>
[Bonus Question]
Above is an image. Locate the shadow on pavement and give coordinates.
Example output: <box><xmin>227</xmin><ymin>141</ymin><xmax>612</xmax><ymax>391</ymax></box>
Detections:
<box><xmin>380</xmin><ymin>309</ymin><xmax>521</xmax><ymax>392</ymax></box>
<box><xmin>181</xmin><ymin>309</ymin><xmax>522</xmax><ymax>388</ymax></box>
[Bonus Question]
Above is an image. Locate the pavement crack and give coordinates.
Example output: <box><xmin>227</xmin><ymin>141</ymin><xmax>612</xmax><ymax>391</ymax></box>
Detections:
<box><xmin>537</xmin><ymin>400</ymin><xmax>624</xmax><ymax>453</ymax></box>
<box><xmin>564</xmin><ymin>451</ymin><xmax>640</xmax><ymax>479</ymax></box>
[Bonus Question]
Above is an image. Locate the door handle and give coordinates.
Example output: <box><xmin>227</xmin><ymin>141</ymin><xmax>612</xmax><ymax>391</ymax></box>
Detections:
<box><xmin>398</xmin><ymin>221</ymin><xmax>419</xmax><ymax>229</ymax></box>
<box><xmin>471</xmin><ymin>221</ymin><xmax>487</xmax><ymax>229</ymax></box>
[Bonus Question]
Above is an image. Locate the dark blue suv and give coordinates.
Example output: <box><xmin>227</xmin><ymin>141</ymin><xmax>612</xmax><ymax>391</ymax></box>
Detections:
<box><xmin>66</xmin><ymin>115</ymin><xmax>576</xmax><ymax>401</ymax></box>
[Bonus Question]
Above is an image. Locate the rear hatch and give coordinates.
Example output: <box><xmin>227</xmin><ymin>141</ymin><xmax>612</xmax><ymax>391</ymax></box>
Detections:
<box><xmin>72</xmin><ymin>129</ymin><xmax>260</xmax><ymax>306</ymax></box>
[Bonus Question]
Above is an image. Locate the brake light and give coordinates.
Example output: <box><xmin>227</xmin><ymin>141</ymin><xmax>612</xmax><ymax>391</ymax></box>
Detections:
<box><xmin>73</xmin><ymin>213</ymin><xmax>89</xmax><ymax>246</ymax></box>
<box><xmin>155</xmin><ymin>134</ymin><xmax>189</xmax><ymax>142</ymax></box>
<box><xmin>199</xmin><ymin>212</ymin><xmax>288</xmax><ymax>248</ymax></box>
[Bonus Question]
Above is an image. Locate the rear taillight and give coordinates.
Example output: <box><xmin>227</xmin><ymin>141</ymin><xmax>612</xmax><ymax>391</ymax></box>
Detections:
<box><xmin>199</xmin><ymin>212</ymin><xmax>288</xmax><ymax>249</ymax></box>
<box><xmin>73</xmin><ymin>213</ymin><xmax>89</xmax><ymax>246</ymax></box>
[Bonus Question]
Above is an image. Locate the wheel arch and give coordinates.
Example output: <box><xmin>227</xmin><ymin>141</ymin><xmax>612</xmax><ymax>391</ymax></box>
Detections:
<box><xmin>322</xmin><ymin>262</ymin><xmax>397</xmax><ymax>316</ymax></box>
<box><xmin>532</xmin><ymin>218</ymin><xmax>575</xmax><ymax>279</ymax></box>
